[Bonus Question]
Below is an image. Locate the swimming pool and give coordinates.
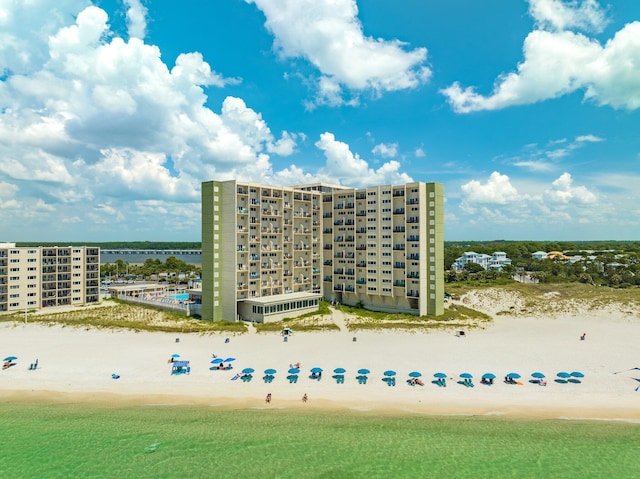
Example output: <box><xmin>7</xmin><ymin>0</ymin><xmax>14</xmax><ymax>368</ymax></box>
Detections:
<box><xmin>169</xmin><ymin>293</ymin><xmax>190</xmax><ymax>301</ymax></box>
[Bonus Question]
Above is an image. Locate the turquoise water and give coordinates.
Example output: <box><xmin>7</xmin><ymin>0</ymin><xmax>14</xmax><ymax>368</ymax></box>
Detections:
<box><xmin>1</xmin><ymin>402</ymin><xmax>638</xmax><ymax>478</ymax></box>
<box><xmin>168</xmin><ymin>293</ymin><xmax>190</xmax><ymax>300</ymax></box>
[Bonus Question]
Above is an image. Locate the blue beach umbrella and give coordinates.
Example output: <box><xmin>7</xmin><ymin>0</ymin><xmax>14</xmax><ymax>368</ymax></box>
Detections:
<box><xmin>171</xmin><ymin>354</ymin><xmax>180</xmax><ymax>358</ymax></box>
<box><xmin>570</xmin><ymin>371</ymin><xmax>584</xmax><ymax>378</ymax></box>
<box><xmin>482</xmin><ymin>373</ymin><xmax>496</xmax><ymax>380</ymax></box>
<box><xmin>557</xmin><ymin>372</ymin><xmax>571</xmax><ymax>379</ymax></box>
<box><xmin>383</xmin><ymin>370</ymin><xmax>396</xmax><ymax>377</ymax></box>
<box><xmin>224</xmin><ymin>358</ymin><xmax>236</xmax><ymax>363</ymax></box>
<box><xmin>3</xmin><ymin>356</ymin><xmax>17</xmax><ymax>362</ymax></box>
<box><xmin>264</xmin><ymin>368</ymin><xmax>277</xmax><ymax>375</ymax></box>
<box><xmin>531</xmin><ymin>372</ymin><xmax>545</xmax><ymax>379</ymax></box>
<box><xmin>507</xmin><ymin>372</ymin><xmax>521</xmax><ymax>379</ymax></box>
<box><xmin>288</xmin><ymin>368</ymin><xmax>300</xmax><ymax>374</ymax></box>
<box><xmin>310</xmin><ymin>367</ymin><xmax>323</xmax><ymax>373</ymax></box>
<box><xmin>408</xmin><ymin>371</ymin><xmax>422</xmax><ymax>378</ymax></box>
<box><xmin>434</xmin><ymin>372</ymin><xmax>447</xmax><ymax>379</ymax></box>
<box><xmin>460</xmin><ymin>373</ymin><xmax>473</xmax><ymax>379</ymax></box>
<box><xmin>242</xmin><ymin>367</ymin><xmax>255</xmax><ymax>374</ymax></box>
<box><xmin>357</xmin><ymin>368</ymin><xmax>370</xmax><ymax>375</ymax></box>
<box><xmin>334</xmin><ymin>368</ymin><xmax>346</xmax><ymax>374</ymax></box>
<box><xmin>211</xmin><ymin>358</ymin><xmax>224</xmax><ymax>364</ymax></box>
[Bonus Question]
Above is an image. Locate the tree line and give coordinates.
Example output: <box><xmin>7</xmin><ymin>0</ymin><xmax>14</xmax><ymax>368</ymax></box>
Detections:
<box><xmin>445</xmin><ymin>240</ymin><xmax>640</xmax><ymax>287</ymax></box>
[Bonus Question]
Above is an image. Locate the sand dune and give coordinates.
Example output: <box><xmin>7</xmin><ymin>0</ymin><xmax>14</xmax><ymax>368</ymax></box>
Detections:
<box><xmin>1</xmin><ymin>295</ymin><xmax>639</xmax><ymax>420</ymax></box>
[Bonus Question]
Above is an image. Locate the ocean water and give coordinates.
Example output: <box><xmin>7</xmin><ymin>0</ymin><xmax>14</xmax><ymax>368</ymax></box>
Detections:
<box><xmin>0</xmin><ymin>403</ymin><xmax>638</xmax><ymax>479</ymax></box>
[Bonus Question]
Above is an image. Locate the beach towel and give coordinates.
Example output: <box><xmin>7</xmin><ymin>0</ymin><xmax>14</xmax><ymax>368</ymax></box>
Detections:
<box><xmin>231</xmin><ymin>374</ymin><xmax>240</xmax><ymax>381</ymax></box>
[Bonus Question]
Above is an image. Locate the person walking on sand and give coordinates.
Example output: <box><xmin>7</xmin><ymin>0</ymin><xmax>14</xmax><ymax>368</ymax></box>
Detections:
<box><xmin>302</xmin><ymin>393</ymin><xmax>308</xmax><ymax>403</ymax></box>
<box><xmin>266</xmin><ymin>393</ymin><xmax>272</xmax><ymax>404</ymax></box>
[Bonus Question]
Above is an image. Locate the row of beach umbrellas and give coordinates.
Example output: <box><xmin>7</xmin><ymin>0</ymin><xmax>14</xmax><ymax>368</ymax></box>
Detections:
<box><xmin>235</xmin><ymin>369</ymin><xmax>585</xmax><ymax>381</ymax></box>
<box><xmin>170</xmin><ymin>356</ymin><xmax>585</xmax><ymax>382</ymax></box>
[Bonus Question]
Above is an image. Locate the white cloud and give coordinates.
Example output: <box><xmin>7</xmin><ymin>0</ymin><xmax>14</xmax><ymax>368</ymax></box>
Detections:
<box><xmin>372</xmin><ymin>142</ymin><xmax>398</xmax><ymax>158</ymax></box>
<box><xmin>0</xmin><ymin>180</ymin><xmax>16</xmax><ymax>195</ymax></box>
<box><xmin>442</xmin><ymin>3</ymin><xmax>640</xmax><ymax>112</ymax></box>
<box><xmin>513</xmin><ymin>160</ymin><xmax>555</xmax><ymax>172</ymax></box>
<box><xmin>124</xmin><ymin>0</ymin><xmax>148</xmax><ymax>40</ymax></box>
<box><xmin>314</xmin><ymin>132</ymin><xmax>412</xmax><ymax>187</ymax></box>
<box><xmin>414</xmin><ymin>148</ymin><xmax>426</xmax><ymax>158</ymax></box>
<box><xmin>267</xmin><ymin>131</ymin><xmax>297</xmax><ymax>156</ymax></box>
<box><xmin>528</xmin><ymin>0</ymin><xmax>609</xmax><ymax>33</ymax></box>
<box><xmin>460</xmin><ymin>171</ymin><xmax>520</xmax><ymax>204</ymax></box>
<box><xmin>246</xmin><ymin>0</ymin><xmax>430</xmax><ymax>106</ymax></box>
<box><xmin>544</xmin><ymin>172</ymin><xmax>597</xmax><ymax>203</ymax></box>
<box><xmin>575</xmin><ymin>134</ymin><xmax>603</xmax><ymax>143</ymax></box>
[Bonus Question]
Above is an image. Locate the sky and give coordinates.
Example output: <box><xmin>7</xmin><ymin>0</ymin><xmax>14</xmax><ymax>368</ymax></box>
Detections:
<box><xmin>1</xmin><ymin>0</ymin><xmax>639</xmax><ymax>242</ymax></box>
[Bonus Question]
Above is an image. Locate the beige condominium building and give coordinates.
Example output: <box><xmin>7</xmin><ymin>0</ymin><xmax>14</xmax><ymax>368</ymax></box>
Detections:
<box><xmin>0</xmin><ymin>243</ymin><xmax>101</xmax><ymax>314</ymax></box>
<box><xmin>202</xmin><ymin>180</ymin><xmax>444</xmax><ymax>323</ymax></box>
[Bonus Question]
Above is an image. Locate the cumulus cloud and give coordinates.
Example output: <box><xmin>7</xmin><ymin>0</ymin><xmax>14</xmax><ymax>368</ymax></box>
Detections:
<box><xmin>124</xmin><ymin>0</ymin><xmax>148</xmax><ymax>40</ymax></box>
<box><xmin>461</xmin><ymin>171</ymin><xmax>520</xmax><ymax>204</ymax></box>
<box><xmin>372</xmin><ymin>142</ymin><xmax>398</xmax><ymax>158</ymax></box>
<box><xmin>246</xmin><ymin>0</ymin><xmax>430</xmax><ymax>106</ymax></box>
<box><xmin>528</xmin><ymin>0</ymin><xmax>609</xmax><ymax>33</ymax></box>
<box><xmin>314</xmin><ymin>133</ymin><xmax>412</xmax><ymax>187</ymax></box>
<box><xmin>442</xmin><ymin>1</ymin><xmax>640</xmax><ymax>112</ymax></box>
<box><xmin>544</xmin><ymin>172</ymin><xmax>597</xmax><ymax>203</ymax></box>
<box><xmin>457</xmin><ymin>170</ymin><xmax>598</xmax><ymax>227</ymax></box>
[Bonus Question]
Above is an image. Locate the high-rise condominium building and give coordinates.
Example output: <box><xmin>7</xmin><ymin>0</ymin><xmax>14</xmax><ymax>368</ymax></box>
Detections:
<box><xmin>0</xmin><ymin>243</ymin><xmax>101</xmax><ymax>313</ymax></box>
<box><xmin>201</xmin><ymin>180</ymin><xmax>444</xmax><ymax>323</ymax></box>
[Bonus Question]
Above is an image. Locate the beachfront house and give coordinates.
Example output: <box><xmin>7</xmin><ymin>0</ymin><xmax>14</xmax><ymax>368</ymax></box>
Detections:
<box><xmin>532</xmin><ymin>251</ymin><xmax>548</xmax><ymax>260</ymax></box>
<box><xmin>201</xmin><ymin>180</ymin><xmax>444</xmax><ymax>322</ymax></box>
<box><xmin>452</xmin><ymin>251</ymin><xmax>512</xmax><ymax>272</ymax></box>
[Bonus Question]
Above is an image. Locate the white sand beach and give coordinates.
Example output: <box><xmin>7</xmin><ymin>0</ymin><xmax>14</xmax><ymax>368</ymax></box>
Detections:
<box><xmin>1</xmin><ymin>296</ymin><xmax>639</xmax><ymax>421</ymax></box>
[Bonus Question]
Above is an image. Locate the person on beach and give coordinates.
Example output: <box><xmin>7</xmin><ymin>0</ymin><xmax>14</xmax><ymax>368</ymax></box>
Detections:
<box><xmin>581</xmin><ymin>332</ymin><xmax>586</xmax><ymax>340</ymax></box>
<box><xmin>302</xmin><ymin>393</ymin><xmax>308</xmax><ymax>403</ymax></box>
<box><xmin>266</xmin><ymin>393</ymin><xmax>272</xmax><ymax>404</ymax></box>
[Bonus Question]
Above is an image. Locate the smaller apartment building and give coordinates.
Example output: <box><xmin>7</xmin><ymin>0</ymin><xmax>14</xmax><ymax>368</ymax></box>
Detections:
<box><xmin>0</xmin><ymin>243</ymin><xmax>100</xmax><ymax>313</ymax></box>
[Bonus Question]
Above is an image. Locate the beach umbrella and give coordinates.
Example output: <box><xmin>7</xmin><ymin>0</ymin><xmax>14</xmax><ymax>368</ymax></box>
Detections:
<box><xmin>408</xmin><ymin>371</ymin><xmax>422</xmax><ymax>378</ymax></box>
<box><xmin>507</xmin><ymin>372</ymin><xmax>521</xmax><ymax>379</ymax></box>
<box><xmin>242</xmin><ymin>368</ymin><xmax>255</xmax><ymax>374</ymax></box>
<box><xmin>531</xmin><ymin>372</ymin><xmax>545</xmax><ymax>379</ymax></box>
<box><xmin>557</xmin><ymin>372</ymin><xmax>571</xmax><ymax>379</ymax></box>
<box><xmin>211</xmin><ymin>358</ymin><xmax>224</xmax><ymax>364</ymax></box>
<box><xmin>310</xmin><ymin>367</ymin><xmax>323</xmax><ymax>373</ymax></box>
<box><xmin>334</xmin><ymin>368</ymin><xmax>346</xmax><ymax>374</ymax></box>
<box><xmin>264</xmin><ymin>368</ymin><xmax>277</xmax><ymax>375</ymax></box>
<box><xmin>224</xmin><ymin>357</ymin><xmax>236</xmax><ymax>363</ymax></box>
<box><xmin>383</xmin><ymin>370</ymin><xmax>396</xmax><ymax>377</ymax></box>
<box><xmin>460</xmin><ymin>373</ymin><xmax>473</xmax><ymax>379</ymax></box>
<box><xmin>482</xmin><ymin>373</ymin><xmax>496</xmax><ymax>380</ymax></box>
<box><xmin>570</xmin><ymin>371</ymin><xmax>584</xmax><ymax>378</ymax></box>
<box><xmin>171</xmin><ymin>354</ymin><xmax>180</xmax><ymax>358</ymax></box>
<box><xmin>288</xmin><ymin>368</ymin><xmax>300</xmax><ymax>374</ymax></box>
<box><xmin>4</xmin><ymin>356</ymin><xmax>17</xmax><ymax>362</ymax></box>
<box><xmin>357</xmin><ymin>368</ymin><xmax>370</xmax><ymax>375</ymax></box>
<box><xmin>434</xmin><ymin>372</ymin><xmax>447</xmax><ymax>379</ymax></box>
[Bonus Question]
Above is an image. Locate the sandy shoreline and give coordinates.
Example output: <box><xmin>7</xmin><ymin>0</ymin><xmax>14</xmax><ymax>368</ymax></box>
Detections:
<box><xmin>1</xmin><ymin>303</ymin><xmax>639</xmax><ymax>422</ymax></box>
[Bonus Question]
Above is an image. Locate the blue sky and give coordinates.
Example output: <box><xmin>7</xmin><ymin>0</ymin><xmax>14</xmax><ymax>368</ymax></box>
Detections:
<box><xmin>1</xmin><ymin>0</ymin><xmax>639</xmax><ymax>242</ymax></box>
